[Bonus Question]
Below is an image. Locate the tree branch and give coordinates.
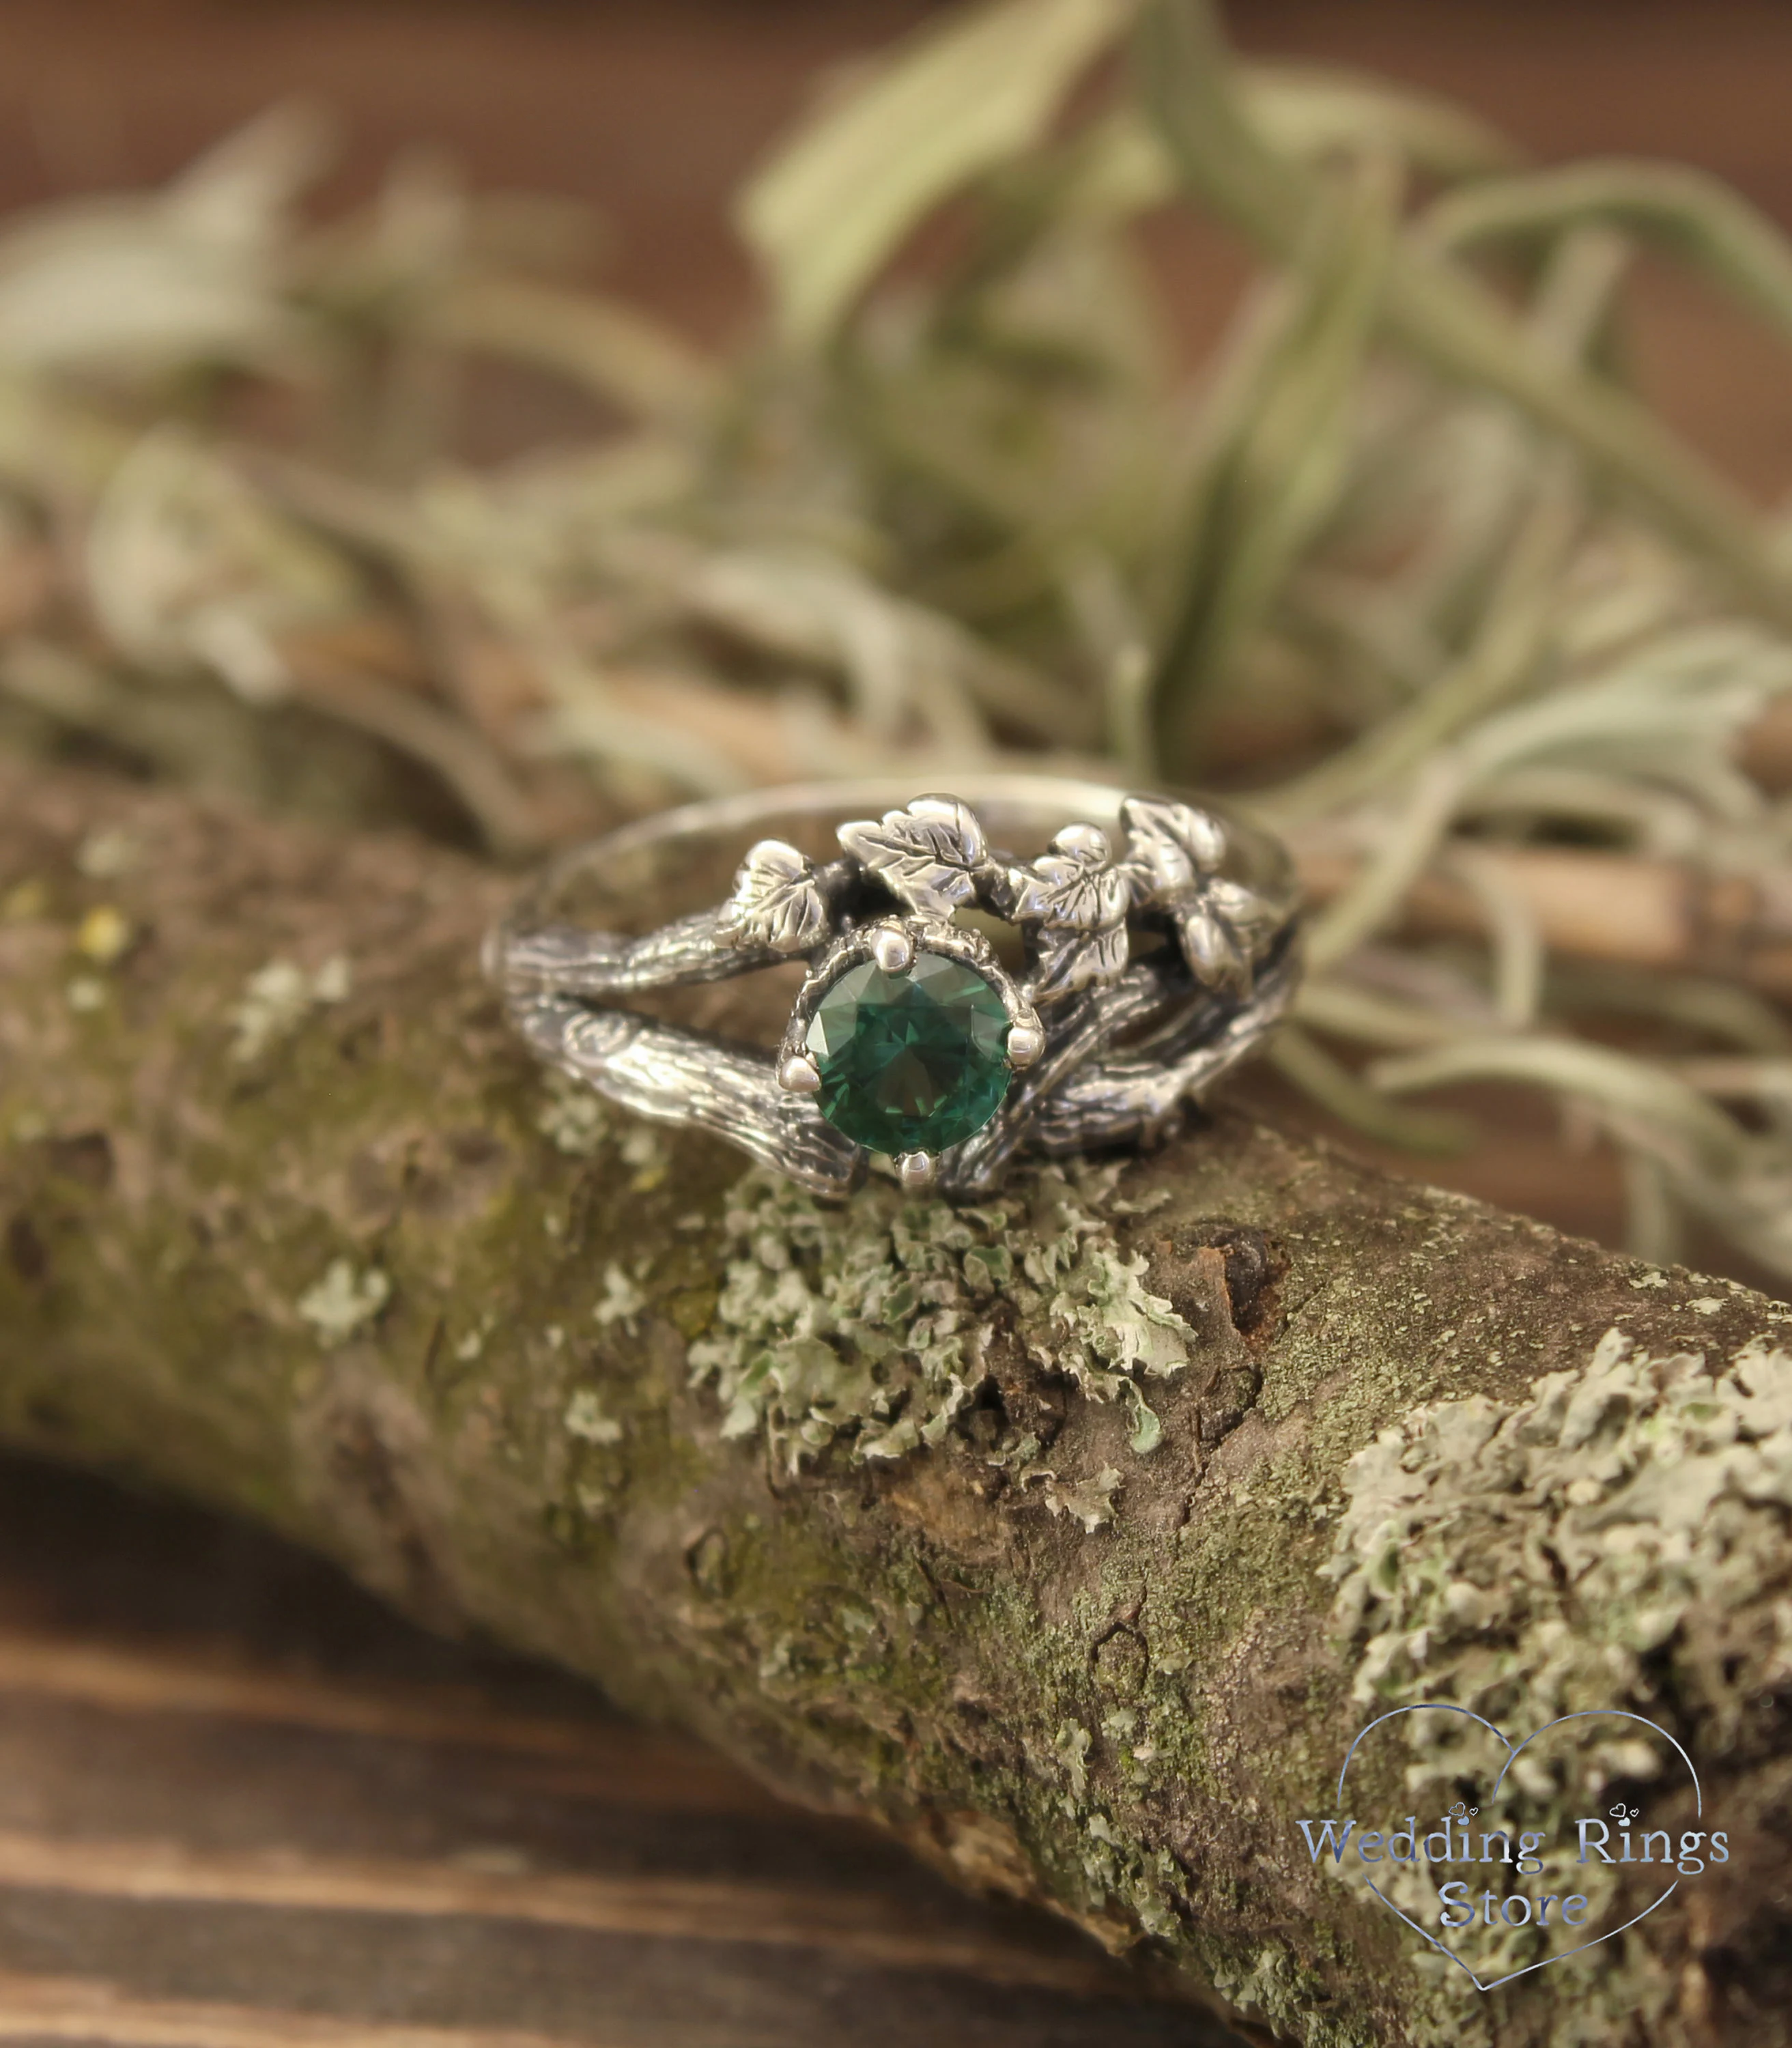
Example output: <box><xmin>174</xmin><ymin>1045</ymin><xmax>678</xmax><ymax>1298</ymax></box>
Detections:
<box><xmin>1</xmin><ymin>760</ymin><xmax>1788</xmax><ymax>2047</ymax></box>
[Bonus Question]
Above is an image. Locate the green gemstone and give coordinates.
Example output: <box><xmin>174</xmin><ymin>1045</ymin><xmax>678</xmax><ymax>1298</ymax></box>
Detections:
<box><xmin>804</xmin><ymin>950</ymin><xmax>1012</xmax><ymax>1157</ymax></box>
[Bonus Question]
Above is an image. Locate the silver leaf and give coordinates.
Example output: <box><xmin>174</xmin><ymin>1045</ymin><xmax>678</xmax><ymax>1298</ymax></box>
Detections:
<box><xmin>717</xmin><ymin>838</ymin><xmax>827</xmax><ymax>954</ymax></box>
<box><xmin>1007</xmin><ymin>838</ymin><xmax>1128</xmax><ymax>935</ymax></box>
<box><xmin>1119</xmin><ymin>795</ymin><xmax>1227</xmax><ymax>903</ymax></box>
<box><xmin>1204</xmin><ymin>874</ymin><xmax>1281</xmax><ymax>962</ymax></box>
<box><xmin>1008</xmin><ymin>829</ymin><xmax>1130</xmax><ymax>997</ymax></box>
<box><xmin>1176</xmin><ymin>900</ymin><xmax>1249</xmax><ymax>993</ymax></box>
<box><xmin>838</xmin><ymin>795</ymin><xmax>987</xmax><ymax>917</ymax></box>
<box><xmin>1030</xmin><ymin>920</ymin><xmax>1131</xmax><ymax>1000</ymax></box>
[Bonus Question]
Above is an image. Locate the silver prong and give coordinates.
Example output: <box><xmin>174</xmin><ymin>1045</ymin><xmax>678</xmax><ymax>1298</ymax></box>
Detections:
<box><xmin>1006</xmin><ymin>1021</ymin><xmax>1044</xmax><ymax>1069</ymax></box>
<box><xmin>897</xmin><ymin>1151</ymin><xmax>937</xmax><ymax>1191</ymax></box>
<box><xmin>871</xmin><ymin>924</ymin><xmax>914</xmax><ymax>975</ymax></box>
<box><xmin>778</xmin><ymin>1053</ymin><xmax>822</xmax><ymax>1094</ymax></box>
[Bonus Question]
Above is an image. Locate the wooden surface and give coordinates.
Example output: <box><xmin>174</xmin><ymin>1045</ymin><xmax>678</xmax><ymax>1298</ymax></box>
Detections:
<box><xmin>0</xmin><ymin>5</ymin><xmax>1789</xmax><ymax>2041</ymax></box>
<box><xmin>0</xmin><ymin>1452</ymin><xmax>1240</xmax><ymax>2048</ymax></box>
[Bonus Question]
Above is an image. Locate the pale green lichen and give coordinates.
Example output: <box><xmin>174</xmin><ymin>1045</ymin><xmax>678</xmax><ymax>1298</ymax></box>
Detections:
<box><xmin>618</xmin><ymin>1123</ymin><xmax>670</xmax><ymax>1190</ymax></box>
<box><xmin>1023</xmin><ymin>1462</ymin><xmax>1124</xmax><ymax>1531</ymax></box>
<box><xmin>592</xmin><ymin>1262</ymin><xmax>647</xmax><ymax>1328</ymax></box>
<box><xmin>564</xmin><ymin>1389</ymin><xmax>624</xmax><ymax>1445</ymax></box>
<box><xmin>1032</xmin><ymin>1713</ymin><xmax>1189</xmax><ymax>1944</ymax></box>
<box><xmin>1053</xmin><ymin>1718</ymin><xmax>1092</xmax><ymax>1795</ymax></box>
<box><xmin>295</xmin><ymin>1257</ymin><xmax>390</xmax><ymax>1347</ymax></box>
<box><xmin>1078</xmin><ymin>1822</ymin><xmax>1186</xmax><ymax>1945</ymax></box>
<box><xmin>685</xmin><ymin>1161</ymin><xmax>1192</xmax><ymax>1479</ymax></box>
<box><xmin>452</xmin><ymin>1313</ymin><xmax>494</xmax><ymax>1363</ymax></box>
<box><xmin>1318</xmin><ymin>1326</ymin><xmax>1792</xmax><ymax>2021</ymax></box>
<box><xmin>229</xmin><ymin>954</ymin><xmax>351</xmax><ymax>1062</ymax></box>
<box><xmin>531</xmin><ymin>1079</ymin><xmax>666</xmax><ymax>1185</ymax></box>
<box><xmin>1327</xmin><ymin>1325</ymin><xmax>1792</xmax><ymax>1735</ymax></box>
<box><xmin>533</xmin><ymin>1068</ymin><xmax>610</xmax><ymax>1155</ymax></box>
<box><xmin>73</xmin><ymin>825</ymin><xmax>142</xmax><ymax>879</ymax></box>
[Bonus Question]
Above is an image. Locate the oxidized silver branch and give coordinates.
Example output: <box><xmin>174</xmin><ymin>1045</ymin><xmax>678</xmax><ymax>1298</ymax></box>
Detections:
<box><xmin>487</xmin><ymin>778</ymin><xmax>1303</xmax><ymax>1197</ymax></box>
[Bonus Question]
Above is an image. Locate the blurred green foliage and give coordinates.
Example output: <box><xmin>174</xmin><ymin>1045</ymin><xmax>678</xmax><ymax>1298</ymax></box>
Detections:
<box><xmin>7</xmin><ymin>0</ymin><xmax>1792</xmax><ymax>1276</ymax></box>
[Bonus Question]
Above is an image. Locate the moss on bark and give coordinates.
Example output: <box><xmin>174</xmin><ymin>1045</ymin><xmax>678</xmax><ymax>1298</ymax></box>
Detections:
<box><xmin>1</xmin><ymin>761</ymin><xmax>1789</xmax><ymax>2047</ymax></box>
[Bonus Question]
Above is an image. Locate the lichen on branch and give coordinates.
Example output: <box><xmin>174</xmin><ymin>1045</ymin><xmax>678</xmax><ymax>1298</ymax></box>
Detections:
<box><xmin>1</xmin><ymin>760</ymin><xmax>1790</xmax><ymax>2047</ymax></box>
<box><xmin>687</xmin><ymin>1161</ymin><xmax>1191</xmax><ymax>1480</ymax></box>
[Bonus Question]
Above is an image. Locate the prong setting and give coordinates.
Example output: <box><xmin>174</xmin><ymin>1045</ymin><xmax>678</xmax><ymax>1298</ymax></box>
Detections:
<box><xmin>778</xmin><ymin>1052</ymin><xmax>821</xmax><ymax>1094</ymax></box>
<box><xmin>870</xmin><ymin>923</ymin><xmax>914</xmax><ymax>975</ymax></box>
<box><xmin>897</xmin><ymin>1151</ymin><xmax>938</xmax><ymax>1191</ymax></box>
<box><xmin>1006</xmin><ymin>1021</ymin><xmax>1044</xmax><ymax>1069</ymax></box>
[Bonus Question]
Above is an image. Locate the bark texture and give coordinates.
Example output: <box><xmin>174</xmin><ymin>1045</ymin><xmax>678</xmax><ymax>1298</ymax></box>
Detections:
<box><xmin>1</xmin><ymin>760</ymin><xmax>1790</xmax><ymax>2048</ymax></box>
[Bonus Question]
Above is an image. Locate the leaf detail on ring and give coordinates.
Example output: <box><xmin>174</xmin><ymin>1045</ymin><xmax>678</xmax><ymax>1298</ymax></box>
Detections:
<box><xmin>1206</xmin><ymin>874</ymin><xmax>1282</xmax><ymax>950</ymax></box>
<box><xmin>1174</xmin><ymin>879</ymin><xmax>1282</xmax><ymax>994</ymax></box>
<box><xmin>838</xmin><ymin>795</ymin><xmax>987</xmax><ymax>918</ymax></box>
<box><xmin>1117</xmin><ymin>795</ymin><xmax>1227</xmax><ymax>899</ymax></box>
<box><xmin>1174</xmin><ymin>902</ymin><xmax>1249</xmax><ymax>994</ymax></box>
<box><xmin>1008</xmin><ymin>834</ymin><xmax>1130</xmax><ymax>998</ymax></box>
<box><xmin>1117</xmin><ymin>797</ymin><xmax>1279</xmax><ymax>994</ymax></box>
<box><xmin>1032</xmin><ymin>921</ymin><xmax>1130</xmax><ymax>999</ymax></box>
<box><xmin>717</xmin><ymin>838</ymin><xmax>827</xmax><ymax>954</ymax></box>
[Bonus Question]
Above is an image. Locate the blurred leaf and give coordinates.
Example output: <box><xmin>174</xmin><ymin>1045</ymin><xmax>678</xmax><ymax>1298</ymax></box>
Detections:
<box><xmin>1270</xmin><ymin>1025</ymin><xmax>1475</xmax><ymax>1153</ymax></box>
<box><xmin>86</xmin><ymin>427</ymin><xmax>362</xmax><ymax>702</ymax></box>
<box><xmin>1135</xmin><ymin>0</ymin><xmax>1792</xmax><ymax>631</ymax></box>
<box><xmin>689</xmin><ymin>545</ymin><xmax>984</xmax><ymax>745</ymax></box>
<box><xmin>0</xmin><ymin>104</ymin><xmax>328</xmax><ymax>374</ymax></box>
<box><xmin>1422</xmin><ymin>158</ymin><xmax>1792</xmax><ymax>351</ymax></box>
<box><xmin>429</xmin><ymin>275</ymin><xmax>717</xmax><ymax>423</ymax></box>
<box><xmin>1369</xmin><ymin>1035</ymin><xmax>1751</xmax><ymax>1174</ymax></box>
<box><xmin>1047</xmin><ymin>62</ymin><xmax>1519</xmax><ymax>230</ymax></box>
<box><xmin>738</xmin><ymin>0</ymin><xmax>1137</xmax><ymax>346</ymax></box>
<box><xmin>1243</xmin><ymin>63</ymin><xmax>1522</xmax><ymax>181</ymax></box>
<box><xmin>1147</xmin><ymin>154</ymin><xmax>1399</xmax><ymax>767</ymax></box>
<box><xmin>0</xmin><ymin>209</ymin><xmax>296</xmax><ymax>373</ymax></box>
<box><xmin>164</xmin><ymin>102</ymin><xmax>336</xmax><ymax>248</ymax></box>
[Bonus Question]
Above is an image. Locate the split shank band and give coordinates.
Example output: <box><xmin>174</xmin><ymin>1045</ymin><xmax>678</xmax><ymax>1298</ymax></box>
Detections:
<box><xmin>487</xmin><ymin>778</ymin><xmax>1303</xmax><ymax>1197</ymax></box>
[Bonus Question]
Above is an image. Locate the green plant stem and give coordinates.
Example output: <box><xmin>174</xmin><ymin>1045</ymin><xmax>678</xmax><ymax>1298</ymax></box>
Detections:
<box><xmin>1419</xmin><ymin>159</ymin><xmax>1792</xmax><ymax>348</ymax></box>
<box><xmin>1133</xmin><ymin>0</ymin><xmax>1792</xmax><ymax>659</ymax></box>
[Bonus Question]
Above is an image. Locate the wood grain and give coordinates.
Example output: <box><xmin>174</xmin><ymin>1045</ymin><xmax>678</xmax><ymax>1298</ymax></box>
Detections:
<box><xmin>0</xmin><ymin>1456</ymin><xmax>1232</xmax><ymax>2048</ymax></box>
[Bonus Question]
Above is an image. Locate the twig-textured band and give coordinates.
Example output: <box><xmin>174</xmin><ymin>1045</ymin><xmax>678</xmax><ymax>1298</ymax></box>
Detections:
<box><xmin>489</xmin><ymin>778</ymin><xmax>1302</xmax><ymax>1195</ymax></box>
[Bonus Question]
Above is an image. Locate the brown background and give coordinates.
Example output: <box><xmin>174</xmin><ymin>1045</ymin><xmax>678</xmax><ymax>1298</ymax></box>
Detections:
<box><xmin>3</xmin><ymin>1</ymin><xmax>1791</xmax><ymax>488</ymax></box>
<box><xmin>0</xmin><ymin>8</ymin><xmax>1788</xmax><ymax>2046</ymax></box>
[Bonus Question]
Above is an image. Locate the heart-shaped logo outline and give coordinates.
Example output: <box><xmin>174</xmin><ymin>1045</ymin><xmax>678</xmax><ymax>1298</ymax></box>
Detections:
<box><xmin>1333</xmin><ymin>1703</ymin><xmax>1702</xmax><ymax>1991</ymax></box>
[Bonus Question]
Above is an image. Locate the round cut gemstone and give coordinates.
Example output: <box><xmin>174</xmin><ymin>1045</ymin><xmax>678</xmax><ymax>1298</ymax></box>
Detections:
<box><xmin>804</xmin><ymin>950</ymin><xmax>1011</xmax><ymax>1156</ymax></box>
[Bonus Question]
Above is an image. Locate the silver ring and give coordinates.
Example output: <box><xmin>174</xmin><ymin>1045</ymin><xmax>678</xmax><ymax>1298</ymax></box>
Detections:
<box><xmin>486</xmin><ymin>777</ymin><xmax>1303</xmax><ymax>1197</ymax></box>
